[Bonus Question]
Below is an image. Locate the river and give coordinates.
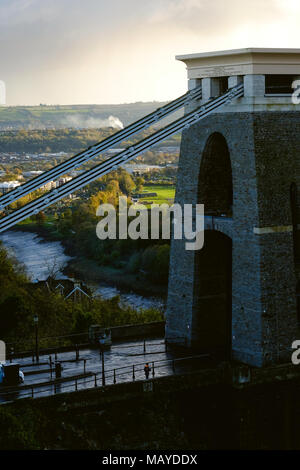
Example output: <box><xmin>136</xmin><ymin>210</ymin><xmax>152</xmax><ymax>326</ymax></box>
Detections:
<box><xmin>0</xmin><ymin>231</ymin><xmax>164</xmax><ymax>311</ymax></box>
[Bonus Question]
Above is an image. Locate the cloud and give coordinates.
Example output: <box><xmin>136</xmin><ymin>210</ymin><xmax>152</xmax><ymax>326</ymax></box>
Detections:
<box><xmin>0</xmin><ymin>0</ymin><xmax>299</xmax><ymax>105</ymax></box>
<box><xmin>148</xmin><ymin>0</ymin><xmax>282</xmax><ymax>32</ymax></box>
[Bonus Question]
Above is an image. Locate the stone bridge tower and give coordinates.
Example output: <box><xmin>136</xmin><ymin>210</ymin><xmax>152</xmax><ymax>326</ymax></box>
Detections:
<box><xmin>166</xmin><ymin>48</ymin><xmax>300</xmax><ymax>367</ymax></box>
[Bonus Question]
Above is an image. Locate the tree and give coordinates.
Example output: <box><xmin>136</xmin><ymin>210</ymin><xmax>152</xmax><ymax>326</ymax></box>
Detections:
<box><xmin>44</xmin><ymin>256</ymin><xmax>67</xmax><ymax>281</ymax></box>
<box><xmin>118</xmin><ymin>171</ymin><xmax>135</xmax><ymax>195</ymax></box>
<box><xmin>36</xmin><ymin>211</ymin><xmax>46</xmax><ymax>225</ymax></box>
<box><xmin>135</xmin><ymin>176</ymin><xmax>145</xmax><ymax>192</ymax></box>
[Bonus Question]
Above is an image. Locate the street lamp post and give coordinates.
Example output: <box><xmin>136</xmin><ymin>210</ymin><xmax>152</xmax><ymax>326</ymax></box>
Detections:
<box><xmin>33</xmin><ymin>315</ymin><xmax>39</xmax><ymax>363</ymax></box>
<box><xmin>100</xmin><ymin>345</ymin><xmax>105</xmax><ymax>386</ymax></box>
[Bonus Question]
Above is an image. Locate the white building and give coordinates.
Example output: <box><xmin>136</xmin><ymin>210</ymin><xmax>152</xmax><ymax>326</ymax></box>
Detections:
<box><xmin>41</xmin><ymin>180</ymin><xmax>58</xmax><ymax>191</ymax></box>
<box><xmin>23</xmin><ymin>171</ymin><xmax>44</xmax><ymax>178</ymax></box>
<box><xmin>0</xmin><ymin>181</ymin><xmax>21</xmax><ymax>194</ymax></box>
<box><xmin>58</xmin><ymin>176</ymin><xmax>72</xmax><ymax>186</ymax></box>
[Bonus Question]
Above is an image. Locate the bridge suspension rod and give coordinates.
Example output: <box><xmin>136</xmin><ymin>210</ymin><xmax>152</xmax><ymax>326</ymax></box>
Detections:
<box><xmin>0</xmin><ymin>84</ymin><xmax>243</xmax><ymax>233</ymax></box>
<box><xmin>0</xmin><ymin>87</ymin><xmax>202</xmax><ymax>209</ymax></box>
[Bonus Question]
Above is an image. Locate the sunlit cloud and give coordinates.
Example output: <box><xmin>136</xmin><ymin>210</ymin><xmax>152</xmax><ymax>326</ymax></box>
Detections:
<box><xmin>0</xmin><ymin>0</ymin><xmax>299</xmax><ymax>105</ymax></box>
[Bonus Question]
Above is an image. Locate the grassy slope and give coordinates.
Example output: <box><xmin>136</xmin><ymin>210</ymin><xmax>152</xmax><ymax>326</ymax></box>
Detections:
<box><xmin>137</xmin><ymin>185</ymin><xmax>175</xmax><ymax>205</ymax></box>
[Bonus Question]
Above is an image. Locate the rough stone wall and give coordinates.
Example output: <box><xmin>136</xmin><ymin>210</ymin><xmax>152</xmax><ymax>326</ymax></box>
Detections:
<box><xmin>166</xmin><ymin>110</ymin><xmax>300</xmax><ymax>367</ymax></box>
<box><xmin>3</xmin><ymin>364</ymin><xmax>300</xmax><ymax>449</ymax></box>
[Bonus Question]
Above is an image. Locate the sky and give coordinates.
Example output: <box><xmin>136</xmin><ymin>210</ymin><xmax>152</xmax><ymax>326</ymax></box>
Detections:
<box><xmin>1</xmin><ymin>0</ymin><xmax>300</xmax><ymax>106</ymax></box>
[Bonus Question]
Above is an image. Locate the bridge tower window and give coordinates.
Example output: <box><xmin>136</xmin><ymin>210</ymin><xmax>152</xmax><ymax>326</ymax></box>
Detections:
<box><xmin>265</xmin><ymin>75</ymin><xmax>295</xmax><ymax>95</ymax></box>
<box><xmin>219</xmin><ymin>77</ymin><xmax>229</xmax><ymax>95</ymax></box>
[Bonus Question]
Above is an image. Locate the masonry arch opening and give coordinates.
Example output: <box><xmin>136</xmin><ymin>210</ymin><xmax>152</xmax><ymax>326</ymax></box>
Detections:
<box><xmin>192</xmin><ymin>230</ymin><xmax>232</xmax><ymax>358</ymax></box>
<box><xmin>198</xmin><ymin>132</ymin><xmax>233</xmax><ymax>216</ymax></box>
<box><xmin>192</xmin><ymin>132</ymin><xmax>233</xmax><ymax>357</ymax></box>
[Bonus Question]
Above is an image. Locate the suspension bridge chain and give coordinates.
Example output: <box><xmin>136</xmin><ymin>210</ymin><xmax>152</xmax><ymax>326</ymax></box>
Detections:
<box><xmin>0</xmin><ymin>87</ymin><xmax>202</xmax><ymax>209</ymax></box>
<box><xmin>0</xmin><ymin>84</ymin><xmax>243</xmax><ymax>233</ymax></box>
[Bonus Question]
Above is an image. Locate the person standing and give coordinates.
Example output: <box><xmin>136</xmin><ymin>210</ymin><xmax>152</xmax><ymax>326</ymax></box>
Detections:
<box><xmin>144</xmin><ymin>363</ymin><xmax>151</xmax><ymax>379</ymax></box>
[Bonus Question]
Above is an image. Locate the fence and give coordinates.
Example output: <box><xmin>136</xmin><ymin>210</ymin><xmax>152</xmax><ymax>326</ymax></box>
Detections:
<box><xmin>5</xmin><ymin>333</ymin><xmax>187</xmax><ymax>361</ymax></box>
<box><xmin>0</xmin><ymin>353</ymin><xmax>209</xmax><ymax>404</ymax></box>
<box><xmin>5</xmin><ymin>332</ymin><xmax>90</xmax><ymax>359</ymax></box>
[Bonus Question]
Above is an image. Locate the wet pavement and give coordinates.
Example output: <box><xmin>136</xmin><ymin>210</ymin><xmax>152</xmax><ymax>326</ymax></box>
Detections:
<box><xmin>0</xmin><ymin>338</ymin><xmax>212</xmax><ymax>403</ymax></box>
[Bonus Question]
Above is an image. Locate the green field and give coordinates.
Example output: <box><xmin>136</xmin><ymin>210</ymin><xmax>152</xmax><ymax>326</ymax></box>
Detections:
<box><xmin>137</xmin><ymin>185</ymin><xmax>175</xmax><ymax>205</ymax></box>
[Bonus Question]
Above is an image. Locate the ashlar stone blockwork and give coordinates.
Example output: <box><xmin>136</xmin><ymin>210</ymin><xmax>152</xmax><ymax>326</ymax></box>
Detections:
<box><xmin>166</xmin><ymin>111</ymin><xmax>300</xmax><ymax>367</ymax></box>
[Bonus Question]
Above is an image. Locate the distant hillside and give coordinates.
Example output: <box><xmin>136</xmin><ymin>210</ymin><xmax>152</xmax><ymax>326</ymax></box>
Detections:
<box><xmin>0</xmin><ymin>127</ymin><xmax>181</xmax><ymax>154</ymax></box>
<box><xmin>0</xmin><ymin>102</ymin><xmax>181</xmax><ymax>130</ymax></box>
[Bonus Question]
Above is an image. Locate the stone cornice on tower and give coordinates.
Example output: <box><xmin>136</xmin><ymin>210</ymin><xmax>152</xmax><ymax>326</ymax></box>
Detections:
<box><xmin>176</xmin><ymin>48</ymin><xmax>300</xmax><ymax>79</ymax></box>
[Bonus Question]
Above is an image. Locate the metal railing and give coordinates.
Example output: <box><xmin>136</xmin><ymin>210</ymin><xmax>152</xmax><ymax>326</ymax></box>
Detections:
<box><xmin>0</xmin><ymin>352</ymin><xmax>210</xmax><ymax>404</ymax></box>
<box><xmin>4</xmin><ymin>333</ymin><xmax>187</xmax><ymax>359</ymax></box>
<box><xmin>5</xmin><ymin>332</ymin><xmax>90</xmax><ymax>358</ymax></box>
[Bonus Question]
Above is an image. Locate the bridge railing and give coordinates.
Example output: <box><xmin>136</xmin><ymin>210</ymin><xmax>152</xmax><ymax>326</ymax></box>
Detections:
<box><xmin>5</xmin><ymin>331</ymin><xmax>90</xmax><ymax>359</ymax></box>
<box><xmin>5</xmin><ymin>334</ymin><xmax>186</xmax><ymax>360</ymax></box>
<box><xmin>0</xmin><ymin>352</ymin><xmax>210</xmax><ymax>404</ymax></box>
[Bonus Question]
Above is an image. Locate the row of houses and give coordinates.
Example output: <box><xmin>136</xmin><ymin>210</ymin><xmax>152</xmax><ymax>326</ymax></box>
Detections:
<box><xmin>0</xmin><ymin>175</ymin><xmax>72</xmax><ymax>195</ymax></box>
